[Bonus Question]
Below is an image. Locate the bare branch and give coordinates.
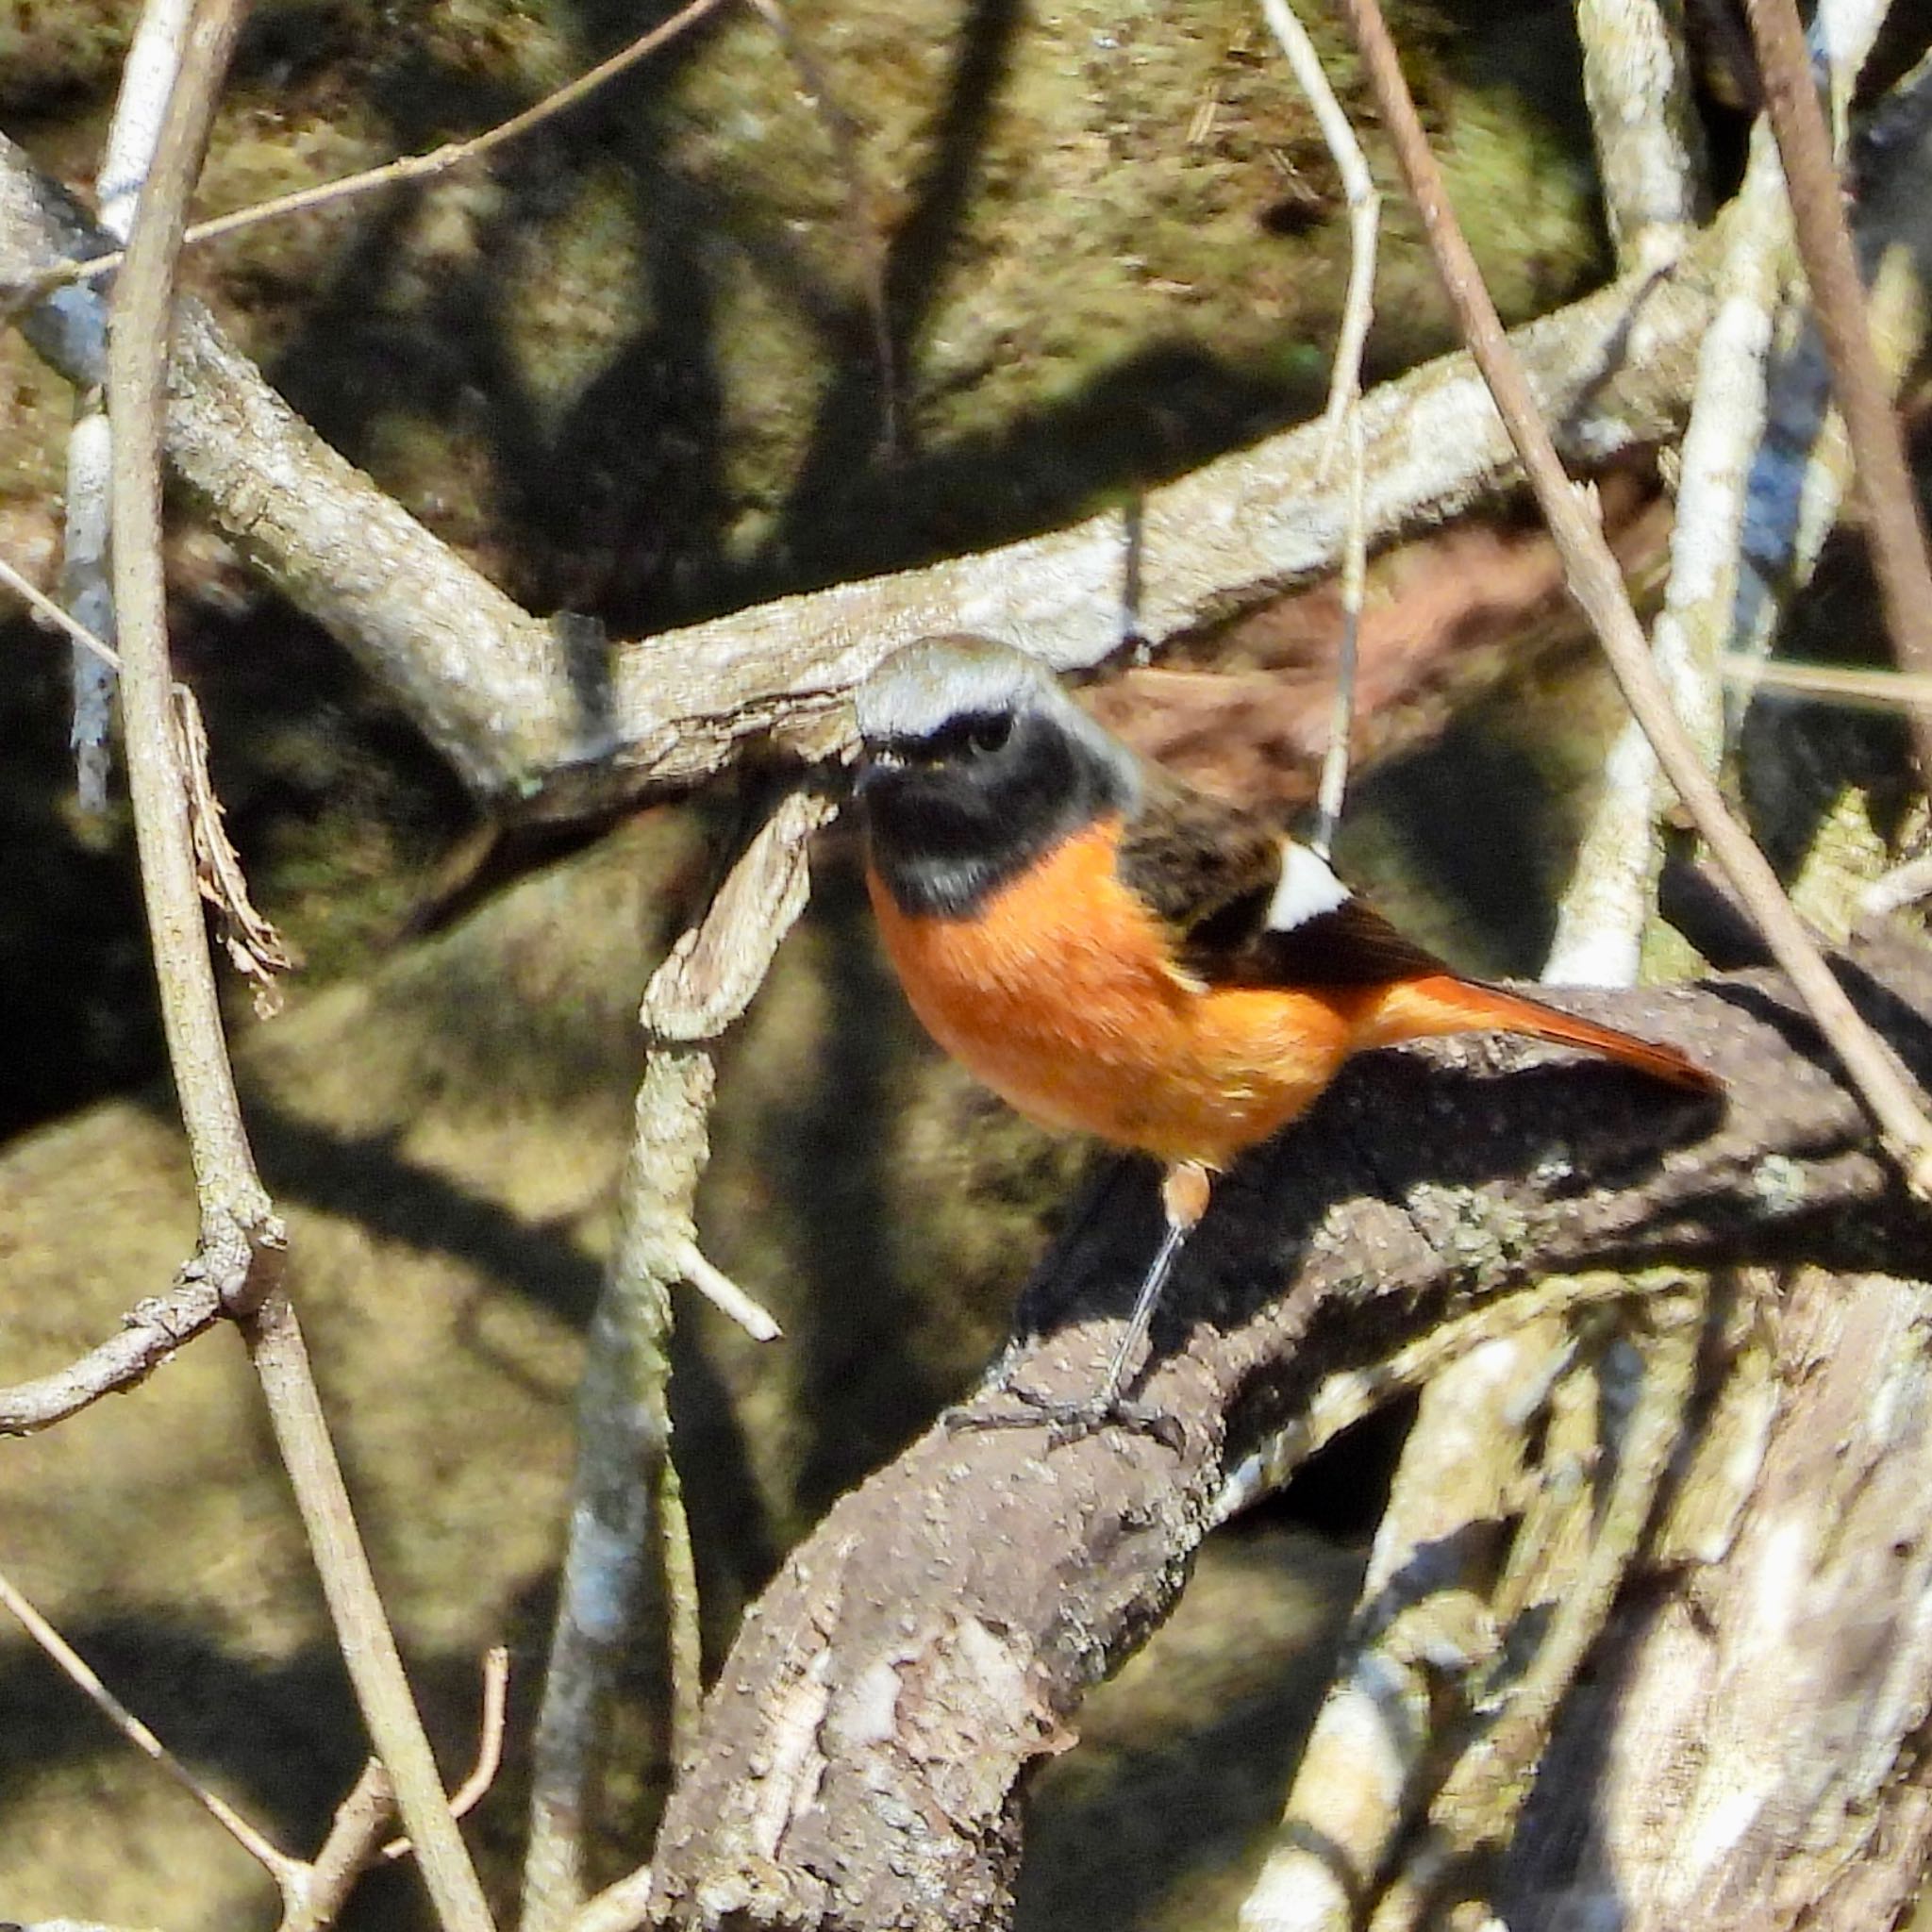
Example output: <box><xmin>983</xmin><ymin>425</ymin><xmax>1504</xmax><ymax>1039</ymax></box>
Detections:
<box><xmin>523</xmin><ymin>791</ymin><xmax>831</xmax><ymax>1932</ymax></box>
<box><xmin>104</xmin><ymin>3</ymin><xmax>495</xmax><ymax>1924</ymax></box>
<box><xmin>1337</xmin><ymin>0</ymin><xmax>1932</xmax><ymax>1192</ymax></box>
<box><xmin>0</xmin><ymin>1561</ymin><xmax>299</xmax><ymax>1884</ymax></box>
<box><xmin>1239</xmin><ymin>1322</ymin><xmax>1559</xmax><ymax>1932</ymax></box>
<box><xmin>0</xmin><ymin>1278</ymin><xmax>222</xmax><ymax>1437</ymax></box>
<box><xmin>62</xmin><ymin>0</ymin><xmax>195</xmax><ymax>809</ymax></box>
<box><xmin>1370</xmin><ymin>1297</ymin><xmax>1703</xmax><ymax>1926</ymax></box>
<box><xmin>1256</xmin><ymin>0</ymin><xmax>1375</xmax><ymax>857</ymax></box>
<box><xmin>1546</xmin><ymin>124</ymin><xmax>1794</xmax><ymax>987</ymax></box>
<box><xmin>1743</xmin><ymin>0</ymin><xmax>1932</xmax><ymax>789</ymax></box>
<box><xmin>1576</xmin><ymin>0</ymin><xmax>1709</xmax><ymax>274</ymax></box>
<box><xmin>0</xmin><ymin>123</ymin><xmax>1724</xmax><ymax>811</ymax></box>
<box><xmin>282</xmin><ymin>1761</ymin><xmax>396</xmax><ymax>1932</ymax></box>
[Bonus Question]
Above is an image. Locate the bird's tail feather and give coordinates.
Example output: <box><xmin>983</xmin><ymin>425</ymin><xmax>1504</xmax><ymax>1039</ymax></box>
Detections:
<box><xmin>1363</xmin><ymin>974</ymin><xmax>1720</xmax><ymax>1093</ymax></box>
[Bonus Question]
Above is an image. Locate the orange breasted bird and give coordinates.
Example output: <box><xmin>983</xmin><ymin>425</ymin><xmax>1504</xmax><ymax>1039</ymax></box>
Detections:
<box><xmin>852</xmin><ymin>634</ymin><xmax>1720</xmax><ymax>1434</ymax></box>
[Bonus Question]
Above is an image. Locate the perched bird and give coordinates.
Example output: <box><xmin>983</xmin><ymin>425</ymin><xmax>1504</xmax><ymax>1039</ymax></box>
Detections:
<box><xmin>852</xmin><ymin>635</ymin><xmax>1719</xmax><ymax>1436</ymax></box>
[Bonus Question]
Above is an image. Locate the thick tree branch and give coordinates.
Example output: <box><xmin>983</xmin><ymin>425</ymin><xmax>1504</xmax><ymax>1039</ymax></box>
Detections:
<box><xmin>0</xmin><ymin>126</ymin><xmax>1720</xmax><ymax>810</ymax></box>
<box><xmin>643</xmin><ymin>960</ymin><xmax>1924</xmax><ymax>1929</ymax></box>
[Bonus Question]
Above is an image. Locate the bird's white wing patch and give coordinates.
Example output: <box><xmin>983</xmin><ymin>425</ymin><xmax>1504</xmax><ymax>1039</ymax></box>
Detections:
<box><xmin>1266</xmin><ymin>840</ymin><xmax>1350</xmax><ymax>932</ymax></box>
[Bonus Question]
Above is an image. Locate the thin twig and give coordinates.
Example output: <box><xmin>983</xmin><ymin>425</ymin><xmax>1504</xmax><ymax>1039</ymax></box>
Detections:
<box><xmin>105</xmin><ymin>3</ymin><xmax>495</xmax><ymax>1925</ymax></box>
<box><xmin>1313</xmin><ymin>406</ymin><xmax>1364</xmax><ymax>858</ymax></box>
<box><xmin>1723</xmin><ymin>654</ymin><xmax>1932</xmax><ymax>708</ymax></box>
<box><xmin>0</xmin><ymin>548</ymin><xmax>123</xmax><ymax>666</ymax></box>
<box><xmin>1257</xmin><ymin>0</ymin><xmax>1374</xmax><ymax>855</ymax></box>
<box><xmin>673</xmin><ymin>1235</ymin><xmax>782</xmax><ymax>1341</ymax></box>
<box><xmin>28</xmin><ymin>0</ymin><xmax>736</xmax><ymax>305</ymax></box>
<box><xmin>1743</xmin><ymin>0</ymin><xmax>1932</xmax><ymax>789</ymax></box>
<box><xmin>243</xmin><ymin>1294</ymin><xmax>496</xmax><ymax>1932</ymax></box>
<box><xmin>1338</xmin><ymin>0</ymin><xmax>1932</xmax><ymax>1193</ymax></box>
<box><xmin>1256</xmin><ymin>0</ymin><xmax>1379</xmax><ymax>469</ymax></box>
<box><xmin>0</xmin><ymin>1279</ymin><xmax>223</xmax><ymax>1436</ymax></box>
<box><xmin>282</xmin><ymin>1759</ymin><xmax>395</xmax><ymax>1932</ymax></box>
<box><xmin>0</xmin><ymin>1561</ymin><xmax>299</xmax><ymax>1884</ymax></box>
<box><xmin>383</xmin><ymin>1646</ymin><xmax>512</xmax><ymax>1857</ymax></box>
<box><xmin>63</xmin><ymin>0</ymin><xmax>194</xmax><ymax>809</ymax></box>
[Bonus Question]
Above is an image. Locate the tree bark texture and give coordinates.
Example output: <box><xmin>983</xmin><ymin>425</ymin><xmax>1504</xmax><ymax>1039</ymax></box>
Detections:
<box><xmin>643</xmin><ymin>956</ymin><xmax>1929</xmax><ymax>1929</ymax></box>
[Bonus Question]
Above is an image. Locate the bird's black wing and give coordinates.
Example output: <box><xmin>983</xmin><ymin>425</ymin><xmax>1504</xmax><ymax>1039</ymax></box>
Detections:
<box><xmin>1117</xmin><ymin>774</ymin><xmax>1446</xmax><ymax>990</ymax></box>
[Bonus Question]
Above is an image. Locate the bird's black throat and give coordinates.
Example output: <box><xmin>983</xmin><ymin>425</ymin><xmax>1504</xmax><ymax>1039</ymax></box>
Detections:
<box><xmin>860</xmin><ymin>708</ymin><xmax>1132</xmax><ymax>919</ymax></box>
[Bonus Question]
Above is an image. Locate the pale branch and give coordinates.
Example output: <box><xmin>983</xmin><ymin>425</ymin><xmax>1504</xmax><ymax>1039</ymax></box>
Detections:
<box><xmin>64</xmin><ymin>0</ymin><xmax>195</xmax><ymax>809</ymax></box>
<box><xmin>282</xmin><ymin>1761</ymin><xmax>395</xmax><ymax>1932</ymax></box>
<box><xmin>1497</xmin><ymin>1263</ymin><xmax>1932</xmax><ymax>1929</ymax></box>
<box><xmin>1723</xmin><ymin>24</ymin><xmax>1932</xmax><ymax>703</ymax></box>
<box><xmin>1338</xmin><ymin>0</ymin><xmax>1932</xmax><ymax>1191</ymax></box>
<box><xmin>1256</xmin><ymin>0</ymin><xmax>1374</xmax><ymax>857</ymax></box>
<box><xmin>0</xmin><ymin>1561</ymin><xmax>300</xmax><ymax>1885</ymax></box>
<box><xmin>1369</xmin><ymin>1297</ymin><xmax>1704</xmax><ymax>1929</ymax></box>
<box><xmin>523</xmin><ymin>791</ymin><xmax>832</xmax><ymax>1932</ymax></box>
<box><xmin>1546</xmin><ymin>121</ymin><xmax>1796</xmax><ymax>988</ymax></box>
<box><xmin>107</xmin><ymin>0</ymin><xmax>274</xmax><ymax>1295</ymax></box>
<box><xmin>0</xmin><ymin>1277</ymin><xmax>222</xmax><ymax>1436</ymax></box>
<box><xmin>1238</xmin><ymin>1322</ymin><xmax>1558</xmax><ymax>1932</ymax></box>
<box><xmin>643</xmin><ymin>960</ymin><xmax>1924</xmax><ymax>1930</ymax></box>
<box><xmin>0</xmin><ymin>126</ymin><xmax>1718</xmax><ymax>809</ymax></box>
<box><xmin>0</xmin><ymin>134</ymin><xmax>583</xmax><ymax>802</ymax></box>
<box><xmin>1212</xmin><ymin>1269</ymin><xmax>1654</xmax><ymax>1521</ymax></box>
<box><xmin>104</xmin><ymin>4</ymin><xmax>494</xmax><ymax>1925</ymax></box>
<box><xmin>1575</xmin><ymin>0</ymin><xmax>1709</xmax><ymax>275</ymax></box>
<box><xmin>1744</xmin><ymin>0</ymin><xmax>1932</xmax><ymax>789</ymax></box>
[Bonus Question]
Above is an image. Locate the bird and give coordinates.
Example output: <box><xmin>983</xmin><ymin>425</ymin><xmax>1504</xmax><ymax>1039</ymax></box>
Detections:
<box><xmin>851</xmin><ymin>634</ymin><xmax>1720</xmax><ymax>1440</ymax></box>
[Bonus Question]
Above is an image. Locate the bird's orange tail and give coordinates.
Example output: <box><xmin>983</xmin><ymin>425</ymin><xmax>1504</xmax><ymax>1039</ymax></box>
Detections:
<box><xmin>1362</xmin><ymin>973</ymin><xmax>1721</xmax><ymax>1093</ymax></box>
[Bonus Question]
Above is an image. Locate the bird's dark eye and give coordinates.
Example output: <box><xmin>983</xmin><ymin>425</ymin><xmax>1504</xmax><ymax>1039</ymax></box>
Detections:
<box><xmin>968</xmin><ymin>714</ymin><xmax>1011</xmax><ymax>756</ymax></box>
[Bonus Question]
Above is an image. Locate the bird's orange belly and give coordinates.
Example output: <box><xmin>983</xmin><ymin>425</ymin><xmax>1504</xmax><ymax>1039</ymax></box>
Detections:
<box><xmin>867</xmin><ymin>820</ymin><xmax>1362</xmax><ymax>1170</ymax></box>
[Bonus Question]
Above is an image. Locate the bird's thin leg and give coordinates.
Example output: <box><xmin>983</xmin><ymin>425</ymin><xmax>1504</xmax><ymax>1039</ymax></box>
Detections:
<box><xmin>952</xmin><ymin>1159</ymin><xmax>1210</xmax><ymax>1449</ymax></box>
<box><xmin>1090</xmin><ymin>1159</ymin><xmax>1211</xmax><ymax>1414</ymax></box>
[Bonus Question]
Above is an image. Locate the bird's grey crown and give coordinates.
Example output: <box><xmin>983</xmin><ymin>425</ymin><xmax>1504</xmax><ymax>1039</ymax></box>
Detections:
<box><xmin>854</xmin><ymin>634</ymin><xmax>1065</xmax><ymax>746</ymax></box>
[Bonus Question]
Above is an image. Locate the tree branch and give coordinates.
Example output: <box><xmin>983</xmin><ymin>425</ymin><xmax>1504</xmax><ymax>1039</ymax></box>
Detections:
<box><xmin>1337</xmin><ymin>0</ymin><xmax>1932</xmax><ymax>1191</ymax></box>
<box><xmin>644</xmin><ymin>958</ymin><xmax>1924</xmax><ymax>1928</ymax></box>
<box><xmin>102</xmin><ymin>3</ymin><xmax>495</xmax><ymax>1924</ymax></box>
<box><xmin>1</xmin><ymin>125</ymin><xmax>1722</xmax><ymax>811</ymax></box>
<box><xmin>1743</xmin><ymin>0</ymin><xmax>1932</xmax><ymax>786</ymax></box>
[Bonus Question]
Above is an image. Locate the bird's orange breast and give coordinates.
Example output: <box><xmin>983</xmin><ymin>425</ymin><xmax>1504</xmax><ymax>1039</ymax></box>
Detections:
<box><xmin>865</xmin><ymin>817</ymin><xmax>1367</xmax><ymax>1169</ymax></box>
